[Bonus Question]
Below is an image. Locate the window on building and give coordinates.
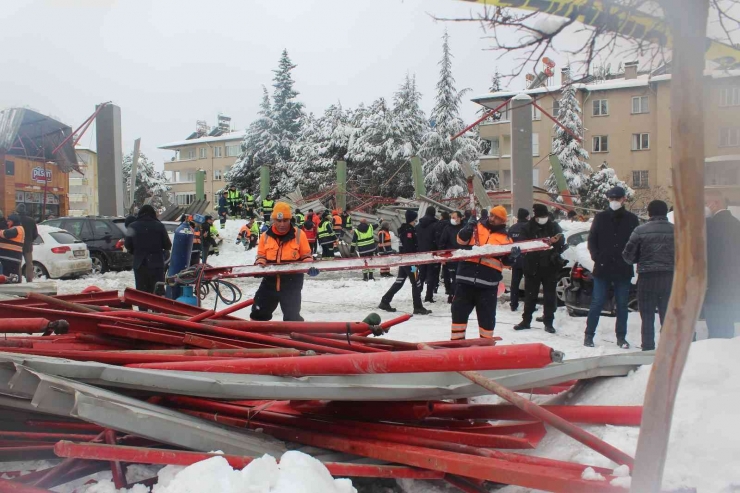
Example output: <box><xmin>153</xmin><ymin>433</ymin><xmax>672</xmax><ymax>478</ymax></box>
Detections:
<box><xmin>181</xmin><ymin>149</ymin><xmax>196</xmax><ymax>160</ymax></box>
<box><xmin>592</xmin><ymin>99</ymin><xmax>609</xmax><ymax>116</ymax></box>
<box><xmin>199</xmin><ymin>147</ymin><xmax>206</xmax><ymax>159</ymax></box>
<box><xmin>225</xmin><ymin>144</ymin><xmax>240</xmax><ymax>157</ymax></box>
<box><xmin>532</xmin><ymin>168</ymin><xmax>539</xmax><ymax>186</ymax></box>
<box><xmin>502</xmin><ymin>135</ymin><xmax>512</xmax><ymax>157</ymax></box>
<box><xmin>213</xmin><ymin>146</ymin><xmax>223</xmax><ymax>158</ymax></box>
<box><xmin>532</xmin><ymin>105</ymin><xmax>541</xmax><ymax>121</ymax></box>
<box><xmin>632</xmin><ymin>170</ymin><xmax>649</xmax><ymax>189</ymax></box>
<box><xmin>632</xmin><ymin>133</ymin><xmax>650</xmax><ymax>150</ymax></box>
<box><xmin>185</xmin><ymin>171</ymin><xmax>196</xmax><ymax>182</ymax></box>
<box><xmin>719</xmin><ymin>86</ymin><xmax>740</xmax><ymax>107</ymax></box>
<box><xmin>719</xmin><ymin>127</ymin><xmax>740</xmax><ymax>147</ymax></box>
<box><xmin>176</xmin><ymin>193</ymin><xmax>196</xmax><ymax>206</ymax></box>
<box><xmin>552</xmin><ymin>100</ymin><xmax>560</xmax><ymax>118</ymax></box>
<box><xmin>532</xmin><ymin>133</ymin><xmax>540</xmax><ymax>156</ymax></box>
<box><xmin>214</xmin><ymin>169</ymin><xmax>222</xmax><ymax>180</ymax></box>
<box><xmin>632</xmin><ymin>96</ymin><xmax>649</xmax><ymax>114</ymax></box>
<box><xmin>592</xmin><ymin>135</ymin><xmax>609</xmax><ymax>153</ymax></box>
<box><xmin>489</xmin><ymin>137</ymin><xmax>500</xmax><ymax>157</ymax></box>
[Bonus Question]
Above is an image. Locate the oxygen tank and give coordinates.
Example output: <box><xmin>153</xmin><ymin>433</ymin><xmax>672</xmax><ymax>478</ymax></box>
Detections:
<box><xmin>165</xmin><ymin>221</ymin><xmax>195</xmax><ymax>300</ymax></box>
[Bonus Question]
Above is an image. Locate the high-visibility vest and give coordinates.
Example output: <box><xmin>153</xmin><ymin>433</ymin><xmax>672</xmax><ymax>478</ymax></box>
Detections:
<box><xmin>295</xmin><ymin>213</ymin><xmax>305</xmax><ymax>227</ymax></box>
<box><xmin>344</xmin><ymin>214</ymin><xmax>352</xmax><ymax>229</ymax></box>
<box><xmin>0</xmin><ymin>226</ymin><xmax>25</xmax><ymax>263</ymax></box>
<box><xmin>378</xmin><ymin>230</ymin><xmax>392</xmax><ymax>250</ymax></box>
<box><xmin>228</xmin><ymin>190</ymin><xmax>241</xmax><ymax>205</ymax></box>
<box><xmin>262</xmin><ymin>199</ymin><xmax>275</xmax><ymax>214</ymax></box>
<box><xmin>352</xmin><ymin>225</ymin><xmax>376</xmax><ymax>254</ymax></box>
<box><xmin>458</xmin><ymin>223</ymin><xmax>510</xmax><ymax>273</ymax></box>
<box><xmin>256</xmin><ymin>226</ymin><xmax>313</xmax><ymax>291</ymax></box>
<box><xmin>244</xmin><ymin>194</ymin><xmax>255</xmax><ymax>208</ymax></box>
<box><xmin>193</xmin><ymin>228</ymin><xmax>201</xmax><ymax>245</ymax></box>
<box><xmin>332</xmin><ymin>214</ymin><xmax>343</xmax><ymax>232</ymax></box>
<box><xmin>317</xmin><ymin>220</ymin><xmax>336</xmax><ymax>245</ymax></box>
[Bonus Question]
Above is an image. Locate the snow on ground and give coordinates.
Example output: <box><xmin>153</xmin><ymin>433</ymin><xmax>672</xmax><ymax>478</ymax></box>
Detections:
<box><xmin>36</xmin><ymin>219</ymin><xmax>738</xmax><ymax>492</ymax></box>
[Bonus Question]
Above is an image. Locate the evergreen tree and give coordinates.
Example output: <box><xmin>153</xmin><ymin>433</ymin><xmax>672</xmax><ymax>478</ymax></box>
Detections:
<box><xmin>228</xmin><ymin>87</ymin><xmax>281</xmax><ymax>193</ymax></box>
<box><xmin>272</xmin><ymin>49</ymin><xmax>304</xmax><ymax>158</ymax></box>
<box><xmin>122</xmin><ymin>151</ymin><xmax>170</xmax><ymax>210</ymax></box>
<box><xmin>388</xmin><ymin>74</ymin><xmax>427</xmax><ymax>197</ymax></box>
<box><xmin>578</xmin><ymin>162</ymin><xmax>634</xmax><ymax>211</ymax></box>
<box><xmin>349</xmin><ymin>98</ymin><xmax>394</xmax><ymax>196</ymax></box>
<box><xmin>419</xmin><ymin>30</ymin><xmax>481</xmax><ymax>198</ymax></box>
<box><xmin>546</xmin><ymin>71</ymin><xmax>591</xmax><ymax>197</ymax></box>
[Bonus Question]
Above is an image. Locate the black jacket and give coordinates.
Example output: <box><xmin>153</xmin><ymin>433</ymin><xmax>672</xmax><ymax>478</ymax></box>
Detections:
<box><xmin>19</xmin><ymin>213</ymin><xmax>38</xmax><ymax>254</ymax></box>
<box><xmin>622</xmin><ymin>216</ymin><xmax>674</xmax><ymax>274</ymax></box>
<box><xmin>438</xmin><ymin>222</ymin><xmax>463</xmax><ymax>251</ymax></box>
<box><xmin>519</xmin><ymin>219</ymin><xmax>565</xmax><ymax>276</ymax></box>
<box><xmin>588</xmin><ymin>207</ymin><xmax>640</xmax><ymax>280</ymax></box>
<box><xmin>416</xmin><ymin>214</ymin><xmax>439</xmax><ymax>252</ymax></box>
<box><xmin>706</xmin><ymin>210</ymin><xmax>740</xmax><ymax>305</ymax></box>
<box><xmin>397</xmin><ymin>223</ymin><xmax>419</xmax><ymax>254</ymax></box>
<box><xmin>432</xmin><ymin>219</ymin><xmax>449</xmax><ymax>251</ymax></box>
<box><xmin>506</xmin><ymin>219</ymin><xmax>529</xmax><ymax>269</ymax></box>
<box><xmin>124</xmin><ymin>214</ymin><xmax>172</xmax><ymax>269</ymax></box>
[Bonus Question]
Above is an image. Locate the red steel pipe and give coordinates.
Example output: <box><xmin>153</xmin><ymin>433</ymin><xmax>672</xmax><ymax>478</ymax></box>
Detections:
<box><xmin>0</xmin><ymin>478</ymin><xmax>54</xmax><ymax>492</ymax></box>
<box><xmin>0</xmin><ymin>306</ymin><xmax>100</xmax><ymax>333</ymax></box>
<box><xmin>122</xmin><ymin>288</ymin><xmax>235</xmax><ymax>319</ymax></box>
<box><xmin>0</xmin><ymin>319</ymin><xmax>53</xmax><ymax>334</ymax></box>
<box><xmin>30</xmin><ymin>431</ymin><xmax>106</xmax><ymax>488</ymax></box>
<box><xmin>26</xmin><ymin>293</ymin><xmax>97</xmax><ymax>314</ymax></box>
<box><xmin>117</xmin><ymin>348</ymin><xmax>301</xmax><ymax>357</ymax></box>
<box><xmin>74</xmin><ymin>333</ymin><xmax>138</xmax><ymax>349</ymax></box>
<box><xmin>206</xmin><ymin>297</ymin><xmax>255</xmax><ymax>319</ymax></box>
<box><xmin>289</xmin><ymin>333</ymin><xmax>386</xmax><ymax>353</ymax></box>
<box><xmin>196</xmin><ymin>318</ymin><xmax>378</xmax><ymax>335</ymax></box>
<box><xmin>317</xmin><ymin>334</ymin><xmax>418</xmax><ymax>350</ymax></box>
<box><xmin>104</xmin><ymin>429</ymin><xmax>126</xmax><ymax>490</ymax></box>
<box><xmin>130</xmin><ymin>343</ymin><xmax>557</xmax><ymax>375</ymax></box>
<box><xmin>0</xmin><ymin>348</ymin><xmax>248</xmax><ymax>365</ymax></box>
<box><xmin>172</xmin><ymin>399</ymin><xmax>534</xmax><ymax>449</ymax></box>
<box><xmin>430</xmin><ymin>404</ymin><xmax>643</xmax><ymax>426</ymax></box>
<box><xmin>0</xmin><ymin>340</ymin><xmax>33</xmax><ymax>348</ymax></box>
<box><xmin>183</xmin><ymin>333</ymin><xmax>275</xmax><ymax>350</ymax></box>
<box><xmin>53</xmin><ymin>442</ymin><xmax>443</xmax><ymax>479</ymax></box>
<box><xmin>290</xmin><ymin>400</ymin><xmax>433</xmax><ymax>421</ymax></box>
<box><xmin>25</xmin><ymin>421</ymin><xmax>104</xmax><ymax>432</ymax></box>
<box><xmin>186</xmin><ymin>309</ymin><xmax>215</xmax><ymax>323</ymax></box>
<box><xmin>96</xmin><ymin>324</ymin><xmax>186</xmax><ymax>346</ymax></box>
<box><xmin>0</xmin><ymin>446</ymin><xmax>56</xmax><ymax>461</ymax></box>
<box><xmin>184</xmin><ymin>412</ymin><xmax>623</xmax><ymax>492</ymax></box>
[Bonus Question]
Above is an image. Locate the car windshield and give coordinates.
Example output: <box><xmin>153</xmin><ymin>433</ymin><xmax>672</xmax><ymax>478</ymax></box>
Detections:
<box><xmin>50</xmin><ymin>232</ymin><xmax>81</xmax><ymax>244</ymax></box>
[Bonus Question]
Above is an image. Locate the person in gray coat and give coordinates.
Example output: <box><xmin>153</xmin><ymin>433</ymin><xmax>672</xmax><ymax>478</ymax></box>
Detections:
<box><xmin>622</xmin><ymin>200</ymin><xmax>675</xmax><ymax>350</ymax></box>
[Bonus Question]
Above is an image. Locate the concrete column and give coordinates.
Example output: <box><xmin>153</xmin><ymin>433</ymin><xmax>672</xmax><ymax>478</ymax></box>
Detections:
<box><xmin>410</xmin><ymin>156</ymin><xmax>426</xmax><ymax>198</ymax></box>
<box><xmin>195</xmin><ymin>170</ymin><xmax>205</xmax><ymax>201</ymax></box>
<box><xmin>95</xmin><ymin>104</ymin><xmax>124</xmax><ymax>216</ymax></box>
<box><xmin>336</xmin><ymin>160</ymin><xmax>347</xmax><ymax>210</ymax></box>
<box><xmin>511</xmin><ymin>93</ymin><xmax>533</xmax><ymax>217</ymax></box>
<box><xmin>260</xmin><ymin>165</ymin><xmax>270</xmax><ymax>200</ymax></box>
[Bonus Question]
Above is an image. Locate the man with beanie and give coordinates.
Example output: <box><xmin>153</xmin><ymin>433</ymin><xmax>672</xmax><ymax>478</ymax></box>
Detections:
<box><xmin>507</xmin><ymin>208</ymin><xmax>530</xmax><ymax>311</ymax></box>
<box><xmin>251</xmin><ymin>202</ymin><xmax>316</xmax><ymax>322</ymax></box>
<box><xmin>351</xmin><ymin>218</ymin><xmax>377</xmax><ymax>281</ymax></box>
<box><xmin>451</xmin><ymin>206</ymin><xmax>519</xmax><ymax>340</ymax></box>
<box><xmin>379</xmin><ymin>209</ymin><xmax>431</xmax><ymax>315</ymax></box>
<box><xmin>513</xmin><ymin>205</ymin><xmax>565</xmax><ymax>333</ymax></box>
<box><xmin>585</xmin><ymin>186</ymin><xmax>640</xmax><ymax>348</ymax></box>
<box><xmin>14</xmin><ymin>204</ymin><xmax>38</xmax><ymax>282</ymax></box>
<box><xmin>416</xmin><ymin>206</ymin><xmax>439</xmax><ymax>303</ymax></box>
<box><xmin>124</xmin><ymin>205</ymin><xmax>172</xmax><ymax>294</ymax></box>
<box><xmin>438</xmin><ymin>211</ymin><xmax>464</xmax><ymax>303</ymax></box>
<box><xmin>623</xmin><ymin>200</ymin><xmax>674</xmax><ymax>350</ymax></box>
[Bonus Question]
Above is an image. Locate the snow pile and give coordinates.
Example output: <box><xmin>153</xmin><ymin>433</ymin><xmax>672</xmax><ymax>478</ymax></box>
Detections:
<box><xmin>580</xmin><ymin>467</ymin><xmax>605</xmax><ymax>481</ymax></box>
<box><xmin>80</xmin><ymin>452</ymin><xmax>355</xmax><ymax>493</ymax></box>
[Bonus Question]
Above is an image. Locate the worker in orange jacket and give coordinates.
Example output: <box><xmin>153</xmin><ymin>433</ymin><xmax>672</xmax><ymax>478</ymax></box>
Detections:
<box><xmin>0</xmin><ymin>214</ymin><xmax>24</xmax><ymax>281</ymax></box>
<box><xmin>332</xmin><ymin>209</ymin><xmax>344</xmax><ymax>235</ymax></box>
<box><xmin>251</xmin><ymin>202</ymin><xmax>318</xmax><ymax>322</ymax></box>
<box><xmin>450</xmin><ymin>206</ymin><xmax>520</xmax><ymax>341</ymax></box>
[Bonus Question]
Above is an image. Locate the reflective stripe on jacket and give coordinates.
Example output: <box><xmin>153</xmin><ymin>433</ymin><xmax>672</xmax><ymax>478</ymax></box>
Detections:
<box><xmin>455</xmin><ymin>223</ymin><xmax>511</xmax><ymax>288</ymax></box>
<box><xmin>262</xmin><ymin>200</ymin><xmax>275</xmax><ymax>213</ymax></box>
<box><xmin>0</xmin><ymin>226</ymin><xmax>25</xmax><ymax>263</ymax></box>
<box><xmin>255</xmin><ymin>226</ymin><xmax>312</xmax><ymax>291</ymax></box>
<box><xmin>317</xmin><ymin>220</ymin><xmax>337</xmax><ymax>246</ymax></box>
<box><xmin>244</xmin><ymin>194</ymin><xmax>255</xmax><ymax>207</ymax></box>
<box><xmin>377</xmin><ymin>230</ymin><xmax>392</xmax><ymax>253</ymax></box>
<box><xmin>295</xmin><ymin>213</ymin><xmax>305</xmax><ymax>227</ymax></box>
<box><xmin>352</xmin><ymin>225</ymin><xmax>376</xmax><ymax>255</ymax></box>
<box><xmin>227</xmin><ymin>190</ymin><xmax>241</xmax><ymax>205</ymax></box>
<box><xmin>332</xmin><ymin>214</ymin><xmax>343</xmax><ymax>232</ymax></box>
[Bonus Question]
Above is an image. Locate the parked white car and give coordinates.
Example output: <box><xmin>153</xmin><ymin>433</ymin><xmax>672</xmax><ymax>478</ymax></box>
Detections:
<box><xmin>24</xmin><ymin>225</ymin><xmax>93</xmax><ymax>279</ymax></box>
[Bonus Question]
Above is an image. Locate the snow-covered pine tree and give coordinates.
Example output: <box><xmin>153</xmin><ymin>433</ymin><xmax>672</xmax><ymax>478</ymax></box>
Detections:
<box><xmin>387</xmin><ymin>74</ymin><xmax>427</xmax><ymax>197</ymax></box>
<box><xmin>419</xmin><ymin>30</ymin><xmax>481</xmax><ymax>198</ymax></box>
<box><xmin>546</xmin><ymin>70</ymin><xmax>591</xmax><ymax>198</ymax></box>
<box><xmin>122</xmin><ymin>151</ymin><xmax>170</xmax><ymax>211</ymax></box>
<box><xmin>348</xmin><ymin>97</ymin><xmax>394</xmax><ymax>197</ymax></box>
<box><xmin>228</xmin><ymin>86</ymin><xmax>281</xmax><ymax>193</ymax></box>
<box><xmin>578</xmin><ymin>162</ymin><xmax>634</xmax><ymax>211</ymax></box>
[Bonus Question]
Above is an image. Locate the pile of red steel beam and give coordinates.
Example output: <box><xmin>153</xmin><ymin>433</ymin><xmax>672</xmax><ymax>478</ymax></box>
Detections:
<box><xmin>0</xmin><ymin>288</ymin><xmax>643</xmax><ymax>492</ymax></box>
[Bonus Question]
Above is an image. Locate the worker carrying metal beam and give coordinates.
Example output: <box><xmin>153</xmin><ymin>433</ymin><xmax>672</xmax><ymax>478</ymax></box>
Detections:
<box><xmin>451</xmin><ymin>206</ymin><xmax>520</xmax><ymax>340</ymax></box>
<box><xmin>251</xmin><ymin>202</ymin><xmax>318</xmax><ymax>322</ymax></box>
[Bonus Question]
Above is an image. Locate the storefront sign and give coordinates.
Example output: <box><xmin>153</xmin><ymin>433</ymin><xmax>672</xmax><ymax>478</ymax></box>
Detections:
<box><xmin>31</xmin><ymin>166</ymin><xmax>52</xmax><ymax>184</ymax></box>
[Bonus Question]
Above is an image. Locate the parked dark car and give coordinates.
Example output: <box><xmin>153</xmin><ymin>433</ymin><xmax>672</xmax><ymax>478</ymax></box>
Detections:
<box><xmin>564</xmin><ymin>263</ymin><xmax>639</xmax><ymax>316</ymax></box>
<box><xmin>41</xmin><ymin>216</ymin><xmax>132</xmax><ymax>274</ymax></box>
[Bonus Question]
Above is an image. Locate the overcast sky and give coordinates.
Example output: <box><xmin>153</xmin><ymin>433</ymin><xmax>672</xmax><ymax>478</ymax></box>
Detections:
<box><xmin>1</xmin><ymin>0</ymin><xmax>591</xmax><ymax>169</ymax></box>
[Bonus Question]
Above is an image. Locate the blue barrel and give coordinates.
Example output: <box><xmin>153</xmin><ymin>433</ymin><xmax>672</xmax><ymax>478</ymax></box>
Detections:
<box><xmin>175</xmin><ymin>285</ymin><xmax>198</xmax><ymax>306</ymax></box>
<box><xmin>165</xmin><ymin>221</ymin><xmax>195</xmax><ymax>300</ymax></box>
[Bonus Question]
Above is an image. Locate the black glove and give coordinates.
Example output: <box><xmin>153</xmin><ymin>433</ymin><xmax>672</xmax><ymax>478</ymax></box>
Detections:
<box><xmin>350</xmin><ymin>247</ymin><xmax>356</xmax><ymax>255</ymax></box>
<box><xmin>462</xmin><ymin>217</ymin><xmax>478</xmax><ymax>233</ymax></box>
<box><xmin>307</xmin><ymin>267</ymin><xmax>320</xmax><ymax>277</ymax></box>
<box><xmin>509</xmin><ymin>246</ymin><xmax>522</xmax><ymax>259</ymax></box>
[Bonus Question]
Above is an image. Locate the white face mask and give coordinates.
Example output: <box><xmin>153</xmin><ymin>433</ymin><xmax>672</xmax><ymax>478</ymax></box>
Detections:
<box><xmin>705</xmin><ymin>206</ymin><xmax>713</xmax><ymax>218</ymax></box>
<box><xmin>609</xmin><ymin>200</ymin><xmax>622</xmax><ymax>211</ymax></box>
<box><xmin>451</xmin><ymin>219</ymin><xmax>459</xmax><ymax>226</ymax></box>
<box><xmin>536</xmin><ymin>217</ymin><xmax>549</xmax><ymax>225</ymax></box>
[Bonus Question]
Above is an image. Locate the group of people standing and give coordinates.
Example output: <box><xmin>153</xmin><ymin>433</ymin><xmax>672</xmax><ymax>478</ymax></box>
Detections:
<box><xmin>0</xmin><ymin>204</ymin><xmax>38</xmax><ymax>282</ymax></box>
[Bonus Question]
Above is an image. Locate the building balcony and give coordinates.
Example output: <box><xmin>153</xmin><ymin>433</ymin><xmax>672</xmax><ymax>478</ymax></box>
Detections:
<box><xmin>164</xmin><ymin>160</ymin><xmax>201</xmax><ymax>172</ymax></box>
<box><xmin>68</xmin><ymin>193</ymin><xmax>87</xmax><ymax>202</ymax></box>
<box><xmin>69</xmin><ymin>178</ymin><xmax>89</xmax><ymax>187</ymax></box>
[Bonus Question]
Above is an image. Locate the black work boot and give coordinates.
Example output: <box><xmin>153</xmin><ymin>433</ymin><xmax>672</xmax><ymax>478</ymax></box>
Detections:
<box><xmin>544</xmin><ymin>324</ymin><xmax>556</xmax><ymax>334</ymax></box>
<box><xmin>378</xmin><ymin>301</ymin><xmax>396</xmax><ymax>312</ymax></box>
<box><xmin>413</xmin><ymin>306</ymin><xmax>432</xmax><ymax>315</ymax></box>
<box><xmin>513</xmin><ymin>323</ymin><xmax>531</xmax><ymax>331</ymax></box>
<box><xmin>584</xmin><ymin>335</ymin><xmax>595</xmax><ymax>347</ymax></box>
<box><xmin>447</xmin><ymin>294</ymin><xmax>453</xmax><ymax>304</ymax></box>
<box><xmin>368</xmin><ymin>272</ymin><xmax>375</xmax><ymax>281</ymax></box>
<box><xmin>616</xmin><ymin>338</ymin><xmax>631</xmax><ymax>349</ymax></box>
<box><xmin>363</xmin><ymin>273</ymin><xmax>369</xmax><ymax>282</ymax></box>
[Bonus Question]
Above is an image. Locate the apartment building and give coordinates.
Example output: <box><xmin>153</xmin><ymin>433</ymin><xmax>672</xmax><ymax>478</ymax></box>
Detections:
<box><xmin>159</xmin><ymin>127</ymin><xmax>246</xmax><ymax>206</ymax></box>
<box><xmin>472</xmin><ymin>63</ymin><xmax>740</xmax><ymax>203</ymax></box>
<box><xmin>68</xmin><ymin>147</ymin><xmax>99</xmax><ymax>217</ymax></box>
